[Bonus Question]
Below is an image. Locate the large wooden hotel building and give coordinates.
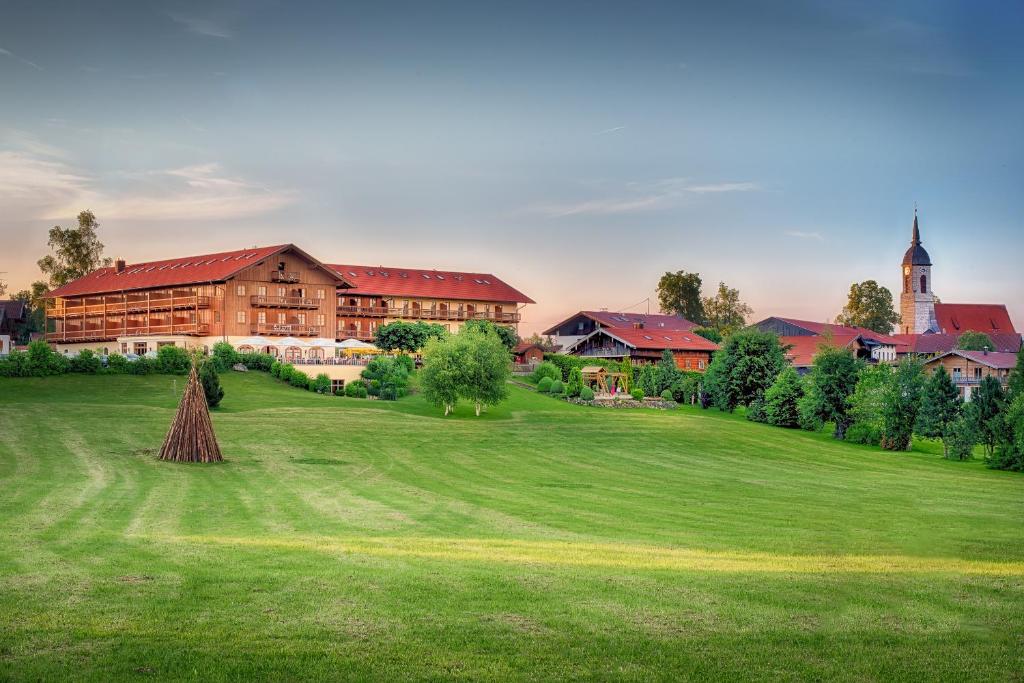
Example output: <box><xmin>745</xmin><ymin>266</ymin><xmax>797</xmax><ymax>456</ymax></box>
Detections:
<box><xmin>44</xmin><ymin>244</ymin><xmax>534</xmax><ymax>359</ymax></box>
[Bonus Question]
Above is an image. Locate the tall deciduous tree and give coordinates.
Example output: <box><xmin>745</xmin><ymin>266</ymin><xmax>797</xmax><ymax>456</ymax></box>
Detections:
<box><xmin>37</xmin><ymin>210</ymin><xmax>112</xmax><ymax>288</ymax></box>
<box><xmin>971</xmin><ymin>376</ymin><xmax>1006</xmax><ymax>459</ymax></box>
<box><xmin>702</xmin><ymin>282</ymin><xmax>753</xmax><ymax>336</ymax></box>
<box><xmin>704</xmin><ymin>330</ymin><xmax>787</xmax><ymax>411</ymax></box>
<box><xmin>835</xmin><ymin>280</ymin><xmax>900</xmax><ymax>334</ymax></box>
<box><xmin>955</xmin><ymin>331</ymin><xmax>995</xmax><ymax>351</ymax></box>
<box><xmin>656</xmin><ymin>270</ymin><xmax>705</xmax><ymax>324</ymax></box>
<box><xmin>800</xmin><ymin>344</ymin><xmax>863</xmax><ymax>439</ymax></box>
<box><xmin>879</xmin><ymin>358</ymin><xmax>924</xmax><ymax>451</ymax></box>
<box><xmin>916</xmin><ymin>366</ymin><xmax>962</xmax><ymax>456</ymax></box>
<box><xmin>1008</xmin><ymin>349</ymin><xmax>1024</xmax><ymax>401</ymax></box>
<box><xmin>847</xmin><ymin>364</ymin><xmax>892</xmax><ymax>445</ymax></box>
<box><xmin>374</xmin><ymin>321</ymin><xmax>447</xmax><ymax>353</ymax></box>
<box><xmin>462</xmin><ymin>319</ymin><xmax>517</xmax><ymax>351</ymax></box>
<box><xmin>420</xmin><ymin>326</ymin><xmax>510</xmax><ymax>416</ymax></box>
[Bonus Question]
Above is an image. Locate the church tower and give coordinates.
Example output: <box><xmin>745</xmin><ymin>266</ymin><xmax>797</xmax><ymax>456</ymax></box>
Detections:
<box><xmin>899</xmin><ymin>210</ymin><xmax>939</xmax><ymax>334</ymax></box>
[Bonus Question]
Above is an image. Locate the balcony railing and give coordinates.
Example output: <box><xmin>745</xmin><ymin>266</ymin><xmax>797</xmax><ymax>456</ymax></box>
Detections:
<box><xmin>250</xmin><ymin>323</ymin><xmax>321</xmax><ymax>337</ymax></box>
<box><xmin>336</xmin><ymin>305</ymin><xmax>520</xmax><ymax>323</ymax></box>
<box><xmin>250</xmin><ymin>295</ymin><xmax>320</xmax><ymax>309</ymax></box>
<box><xmin>49</xmin><ymin>295</ymin><xmax>210</xmax><ymax>318</ymax></box>
<box><xmin>46</xmin><ymin>322</ymin><xmax>210</xmax><ymax>342</ymax></box>
<box><xmin>337</xmin><ymin>330</ymin><xmax>376</xmax><ymax>341</ymax></box>
<box><xmin>271</xmin><ymin>271</ymin><xmax>301</xmax><ymax>283</ymax></box>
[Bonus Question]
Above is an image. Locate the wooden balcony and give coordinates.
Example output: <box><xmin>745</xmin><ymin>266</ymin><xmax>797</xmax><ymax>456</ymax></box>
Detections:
<box><xmin>251</xmin><ymin>295</ymin><xmax>320</xmax><ymax>309</ymax></box>
<box><xmin>46</xmin><ymin>322</ymin><xmax>211</xmax><ymax>342</ymax></box>
<box><xmin>336</xmin><ymin>305</ymin><xmax>520</xmax><ymax>323</ymax></box>
<box><xmin>49</xmin><ymin>294</ymin><xmax>210</xmax><ymax>318</ymax></box>
<box><xmin>270</xmin><ymin>271</ymin><xmax>301</xmax><ymax>283</ymax></box>
<box><xmin>337</xmin><ymin>330</ymin><xmax>376</xmax><ymax>341</ymax></box>
<box><xmin>250</xmin><ymin>323</ymin><xmax>321</xmax><ymax>337</ymax></box>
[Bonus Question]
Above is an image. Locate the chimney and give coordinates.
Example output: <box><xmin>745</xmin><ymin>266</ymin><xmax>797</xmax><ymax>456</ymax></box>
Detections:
<box><xmin>633</xmin><ymin>321</ymin><xmax>644</xmax><ymax>330</ymax></box>
<box><xmin>983</xmin><ymin>346</ymin><xmax>989</xmax><ymax>355</ymax></box>
<box><xmin>115</xmin><ymin>259</ymin><xmax>126</xmax><ymax>273</ymax></box>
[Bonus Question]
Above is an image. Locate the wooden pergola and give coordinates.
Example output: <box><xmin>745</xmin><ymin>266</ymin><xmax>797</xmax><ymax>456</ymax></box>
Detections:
<box><xmin>581</xmin><ymin>366</ymin><xmax>629</xmax><ymax>394</ymax></box>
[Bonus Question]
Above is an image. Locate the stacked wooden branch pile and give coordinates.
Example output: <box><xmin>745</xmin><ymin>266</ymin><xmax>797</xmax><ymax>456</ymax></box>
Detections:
<box><xmin>158</xmin><ymin>365</ymin><xmax>223</xmax><ymax>463</ymax></box>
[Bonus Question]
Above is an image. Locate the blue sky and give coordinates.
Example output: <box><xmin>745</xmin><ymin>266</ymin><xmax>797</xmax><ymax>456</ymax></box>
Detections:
<box><xmin>1</xmin><ymin>0</ymin><xmax>1022</xmax><ymax>332</ymax></box>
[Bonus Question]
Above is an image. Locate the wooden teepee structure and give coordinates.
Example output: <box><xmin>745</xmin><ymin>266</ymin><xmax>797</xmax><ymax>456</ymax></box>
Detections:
<box><xmin>158</xmin><ymin>364</ymin><xmax>223</xmax><ymax>463</ymax></box>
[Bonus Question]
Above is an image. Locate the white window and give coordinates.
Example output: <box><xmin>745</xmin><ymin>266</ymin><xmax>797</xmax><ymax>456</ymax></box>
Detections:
<box><xmin>277</xmin><ymin>313</ymin><xmax>286</xmax><ymax>323</ymax></box>
<box><xmin>316</xmin><ymin>288</ymin><xmax>325</xmax><ymax>299</ymax></box>
<box><xmin>236</xmin><ymin>285</ymin><xmax>245</xmax><ymax>296</ymax></box>
<box><xmin>317</xmin><ymin>314</ymin><xmax>325</xmax><ymax>326</ymax></box>
<box><xmin>297</xmin><ymin>313</ymin><xmax>306</xmax><ymax>325</ymax></box>
<box><xmin>237</xmin><ymin>311</ymin><xmax>246</xmax><ymax>323</ymax></box>
<box><xmin>258</xmin><ymin>312</ymin><xmax>266</xmax><ymax>324</ymax></box>
<box><xmin>699</xmin><ymin>360</ymin><xmax>705</xmax><ymax>370</ymax></box>
<box><xmin>258</xmin><ymin>285</ymin><xmax>266</xmax><ymax>296</ymax></box>
<box><xmin>278</xmin><ymin>287</ymin><xmax>286</xmax><ymax>297</ymax></box>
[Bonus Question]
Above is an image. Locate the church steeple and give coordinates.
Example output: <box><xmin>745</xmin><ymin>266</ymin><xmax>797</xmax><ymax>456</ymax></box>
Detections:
<box><xmin>912</xmin><ymin>208</ymin><xmax>920</xmax><ymax>245</ymax></box>
<box><xmin>899</xmin><ymin>206</ymin><xmax>938</xmax><ymax>334</ymax></box>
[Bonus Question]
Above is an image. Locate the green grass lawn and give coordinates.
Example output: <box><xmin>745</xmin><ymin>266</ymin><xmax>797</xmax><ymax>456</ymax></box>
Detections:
<box><xmin>1</xmin><ymin>372</ymin><xmax>1022</xmax><ymax>681</ymax></box>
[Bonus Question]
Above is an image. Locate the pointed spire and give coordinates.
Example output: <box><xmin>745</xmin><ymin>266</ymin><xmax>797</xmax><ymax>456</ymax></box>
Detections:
<box><xmin>912</xmin><ymin>205</ymin><xmax>920</xmax><ymax>245</ymax></box>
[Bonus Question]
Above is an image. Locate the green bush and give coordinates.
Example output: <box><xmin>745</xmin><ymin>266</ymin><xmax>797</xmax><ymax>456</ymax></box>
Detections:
<box><xmin>660</xmin><ymin>389</ymin><xmax>674</xmax><ymax>401</ymax></box>
<box><xmin>630</xmin><ymin>388</ymin><xmax>644</xmax><ymax>401</ymax></box>
<box><xmin>0</xmin><ymin>350</ymin><xmax>30</xmax><ymax>377</ymax></box>
<box><xmin>69</xmin><ymin>349</ymin><xmax>102</xmax><ymax>374</ymax></box>
<box><xmin>566</xmin><ymin>367</ymin><xmax>583</xmax><ymax>398</ymax></box>
<box><xmin>312</xmin><ymin>373</ymin><xmax>332</xmax><ymax>395</ymax></box>
<box><xmin>106</xmin><ymin>353</ymin><xmax>130</xmax><ymax>374</ymax></box>
<box><xmin>270</xmin><ymin>360</ymin><xmax>282</xmax><ymax>378</ymax></box>
<box><xmin>211</xmin><ymin>342</ymin><xmax>240</xmax><ymax>372</ymax></box>
<box><xmin>537</xmin><ymin>376</ymin><xmax>553</xmax><ymax>393</ymax></box>
<box><xmin>579</xmin><ymin>386</ymin><xmax>595</xmax><ymax>401</ymax></box>
<box><xmin>287</xmin><ymin>367</ymin><xmax>309</xmax><ymax>388</ymax></box>
<box><xmin>549</xmin><ymin>379</ymin><xmax>565</xmax><ymax>396</ymax></box>
<box><xmin>746</xmin><ymin>398</ymin><xmax>768</xmax><ymax>423</ymax></box>
<box><xmin>241</xmin><ymin>352</ymin><xmax>275</xmax><ymax>372</ymax></box>
<box><xmin>394</xmin><ymin>354</ymin><xmax>415</xmax><ymax>374</ymax></box>
<box><xmin>156</xmin><ymin>345</ymin><xmax>190</xmax><ymax>375</ymax></box>
<box><xmin>345</xmin><ymin>380</ymin><xmax>368</xmax><ymax>398</ymax></box>
<box><xmin>199</xmin><ymin>361</ymin><xmax>224</xmax><ymax>408</ymax></box>
<box><xmin>361</xmin><ymin>356</ymin><xmax>410</xmax><ymax>401</ymax></box>
<box><xmin>129</xmin><ymin>356</ymin><xmax>155</xmax><ymax>375</ymax></box>
<box><xmin>26</xmin><ymin>341</ymin><xmax>68</xmax><ymax>376</ymax></box>
<box><xmin>531</xmin><ymin>361</ymin><xmax>561</xmax><ymax>384</ymax></box>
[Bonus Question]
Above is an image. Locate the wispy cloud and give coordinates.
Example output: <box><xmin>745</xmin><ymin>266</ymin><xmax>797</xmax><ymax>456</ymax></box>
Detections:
<box><xmin>595</xmin><ymin>126</ymin><xmax>626</xmax><ymax>135</ymax></box>
<box><xmin>530</xmin><ymin>178</ymin><xmax>759</xmax><ymax>217</ymax></box>
<box><xmin>0</xmin><ymin>140</ymin><xmax>295</xmax><ymax>222</ymax></box>
<box><xmin>784</xmin><ymin>230</ymin><xmax>825</xmax><ymax>242</ymax></box>
<box><xmin>167</xmin><ymin>12</ymin><xmax>233</xmax><ymax>39</ymax></box>
<box><xmin>0</xmin><ymin>47</ymin><xmax>42</xmax><ymax>70</ymax></box>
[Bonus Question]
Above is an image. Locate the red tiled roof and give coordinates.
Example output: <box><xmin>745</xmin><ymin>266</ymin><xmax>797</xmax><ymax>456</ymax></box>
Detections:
<box><xmin>927</xmin><ymin>349</ymin><xmax>1019</xmax><ymax>370</ymax></box>
<box><xmin>892</xmin><ymin>332</ymin><xmax>1022</xmax><ymax>355</ymax></box>
<box><xmin>596</xmin><ymin>327</ymin><xmax>719</xmax><ymax>352</ymax></box>
<box><xmin>775</xmin><ymin>317</ymin><xmax>901</xmax><ymax>345</ymax></box>
<box><xmin>327</xmin><ymin>264</ymin><xmax>534</xmax><ymax>304</ymax></box>
<box><xmin>46</xmin><ymin>245</ymin><xmax>349</xmax><ymax>298</ymax></box>
<box><xmin>513</xmin><ymin>341</ymin><xmax>545</xmax><ymax>354</ymax></box>
<box><xmin>934</xmin><ymin>303</ymin><xmax>1016</xmax><ymax>335</ymax></box>
<box><xmin>780</xmin><ymin>333</ymin><xmax>863</xmax><ymax>368</ymax></box>
<box><xmin>542</xmin><ymin>310</ymin><xmax>697</xmax><ymax>335</ymax></box>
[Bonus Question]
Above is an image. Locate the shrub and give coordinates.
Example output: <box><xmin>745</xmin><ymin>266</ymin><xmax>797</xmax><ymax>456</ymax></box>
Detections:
<box><xmin>129</xmin><ymin>356</ymin><xmax>155</xmax><ymax>375</ymax></box>
<box><xmin>660</xmin><ymin>389</ymin><xmax>674</xmax><ymax>401</ymax></box>
<box><xmin>288</xmin><ymin>368</ymin><xmax>310</xmax><ymax>389</ymax></box>
<box><xmin>669</xmin><ymin>371</ymin><xmax>702</xmax><ymax>404</ymax></box>
<box><xmin>241</xmin><ymin>352</ymin><xmax>275</xmax><ymax>372</ymax></box>
<box><xmin>630</xmin><ymin>388</ymin><xmax>644</xmax><ymax>401</ymax></box>
<box><xmin>106</xmin><ymin>353</ymin><xmax>130</xmax><ymax>374</ymax></box>
<box><xmin>763</xmin><ymin>367</ymin><xmax>804</xmax><ymax>428</ymax></box>
<box><xmin>945</xmin><ymin>411</ymin><xmax>978</xmax><ymax>461</ymax></box>
<box><xmin>156</xmin><ymin>345</ymin><xmax>190</xmax><ymax>375</ymax></box>
<box><xmin>544</xmin><ymin>354</ymin><xmax>583</xmax><ymax>382</ymax></box>
<box><xmin>345</xmin><ymin>380</ymin><xmax>368</xmax><ymax>398</ymax></box>
<box><xmin>746</xmin><ymin>398</ymin><xmax>768</xmax><ymax>423</ymax></box>
<box><xmin>537</xmin><ymin>376</ymin><xmax>553</xmax><ymax>393</ymax></box>
<box><xmin>270</xmin><ymin>360</ymin><xmax>282</xmax><ymax>378</ymax></box>
<box><xmin>361</xmin><ymin>356</ymin><xmax>410</xmax><ymax>401</ymax></box>
<box><xmin>579</xmin><ymin>386</ymin><xmax>595</xmax><ymax>401</ymax></box>
<box><xmin>69</xmin><ymin>349</ymin><xmax>101</xmax><ymax>374</ymax></box>
<box><xmin>199</xmin><ymin>361</ymin><xmax>224</xmax><ymax>408</ymax></box>
<box><xmin>549</xmin><ymin>379</ymin><xmax>564</xmax><ymax>396</ymax></box>
<box><xmin>24</xmin><ymin>341</ymin><xmax>68</xmax><ymax>376</ymax></box>
<box><xmin>0</xmin><ymin>350</ymin><xmax>29</xmax><ymax>377</ymax></box>
<box><xmin>211</xmin><ymin>342</ymin><xmax>239</xmax><ymax>372</ymax></box>
<box><xmin>394</xmin><ymin>354</ymin><xmax>415</xmax><ymax>374</ymax></box>
<box><xmin>638</xmin><ymin>364</ymin><xmax>659</xmax><ymax>397</ymax></box>
<box><xmin>566</xmin><ymin>367</ymin><xmax>583</xmax><ymax>398</ymax></box>
<box><xmin>312</xmin><ymin>373</ymin><xmax>332</xmax><ymax>394</ymax></box>
<box><xmin>531</xmin><ymin>361</ymin><xmax>561</xmax><ymax>384</ymax></box>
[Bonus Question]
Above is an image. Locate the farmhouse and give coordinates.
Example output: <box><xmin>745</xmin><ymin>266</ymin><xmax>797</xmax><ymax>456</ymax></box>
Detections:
<box><xmin>922</xmin><ymin>349</ymin><xmax>1017</xmax><ymax>401</ymax></box>
<box><xmin>512</xmin><ymin>341</ymin><xmax>547</xmax><ymax>365</ymax></box>
<box><xmin>544</xmin><ymin>310</ymin><xmax>698</xmax><ymax>349</ymax></box>
<box><xmin>778</xmin><ymin>334</ymin><xmax>873</xmax><ymax>374</ymax></box>
<box><xmin>754</xmin><ymin>317</ymin><xmax>902</xmax><ymax>363</ymax></box>
<box><xmin>43</xmin><ymin>244</ymin><xmax>532</xmax><ymax>358</ymax></box>
<box><xmin>563</xmin><ymin>327</ymin><xmax>718</xmax><ymax>370</ymax></box>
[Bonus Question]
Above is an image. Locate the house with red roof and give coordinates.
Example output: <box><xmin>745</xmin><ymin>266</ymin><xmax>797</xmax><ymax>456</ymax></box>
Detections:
<box><xmin>753</xmin><ymin>316</ymin><xmax>903</xmax><ymax>364</ymax></box>
<box><xmin>923</xmin><ymin>349</ymin><xmax>1018</xmax><ymax>401</ymax></box>
<box><xmin>543</xmin><ymin>310</ymin><xmax>698</xmax><ymax>350</ymax></box>
<box><xmin>563</xmin><ymin>326</ymin><xmax>718</xmax><ymax>371</ymax></box>
<box><xmin>328</xmin><ymin>263</ymin><xmax>534</xmax><ymax>341</ymax></box>
<box><xmin>43</xmin><ymin>244</ymin><xmax>533</xmax><ymax>359</ymax></box>
<box><xmin>777</xmin><ymin>334</ymin><xmax>874</xmax><ymax>374</ymax></box>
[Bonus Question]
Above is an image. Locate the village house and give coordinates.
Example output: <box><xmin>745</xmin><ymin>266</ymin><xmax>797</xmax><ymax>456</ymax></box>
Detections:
<box><xmin>43</xmin><ymin>245</ymin><xmax>533</xmax><ymax>363</ymax></box>
<box><xmin>563</xmin><ymin>326</ymin><xmax>718</xmax><ymax>371</ymax></box>
<box><xmin>512</xmin><ymin>341</ymin><xmax>547</xmax><ymax>365</ymax></box>
<box><xmin>543</xmin><ymin>310</ymin><xmax>698</xmax><ymax>350</ymax></box>
<box><xmin>0</xmin><ymin>300</ymin><xmax>27</xmax><ymax>355</ymax></box>
<box><xmin>922</xmin><ymin>349</ymin><xmax>1017</xmax><ymax>401</ymax></box>
<box><xmin>753</xmin><ymin>317</ymin><xmax>902</xmax><ymax>364</ymax></box>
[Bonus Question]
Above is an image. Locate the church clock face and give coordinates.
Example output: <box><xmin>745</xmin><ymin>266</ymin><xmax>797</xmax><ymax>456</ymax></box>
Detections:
<box><xmin>903</xmin><ymin>266</ymin><xmax>911</xmax><ymax>276</ymax></box>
